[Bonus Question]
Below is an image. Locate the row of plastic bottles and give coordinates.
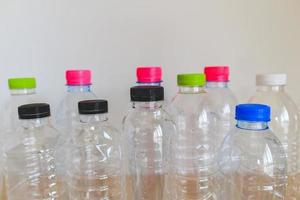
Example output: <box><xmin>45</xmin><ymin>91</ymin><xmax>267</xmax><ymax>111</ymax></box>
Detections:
<box><xmin>0</xmin><ymin>66</ymin><xmax>299</xmax><ymax>200</ymax></box>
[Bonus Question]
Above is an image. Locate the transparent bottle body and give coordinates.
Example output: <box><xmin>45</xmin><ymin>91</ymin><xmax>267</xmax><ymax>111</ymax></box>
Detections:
<box><xmin>249</xmin><ymin>85</ymin><xmax>300</xmax><ymax>199</ymax></box>
<box><xmin>66</xmin><ymin>114</ymin><xmax>123</xmax><ymax>200</ymax></box>
<box><xmin>205</xmin><ymin>82</ymin><xmax>238</xmax><ymax>140</ymax></box>
<box><xmin>122</xmin><ymin>101</ymin><xmax>175</xmax><ymax>200</ymax></box>
<box><xmin>0</xmin><ymin>164</ymin><xmax>7</xmax><ymax>200</ymax></box>
<box><xmin>4</xmin><ymin>117</ymin><xmax>65</xmax><ymax>200</ymax></box>
<box><xmin>0</xmin><ymin>126</ymin><xmax>7</xmax><ymax>200</ymax></box>
<box><xmin>55</xmin><ymin>85</ymin><xmax>97</xmax><ymax>136</ymax></box>
<box><xmin>169</xmin><ymin>86</ymin><xmax>221</xmax><ymax>200</ymax></box>
<box><xmin>219</xmin><ymin>121</ymin><xmax>287</xmax><ymax>200</ymax></box>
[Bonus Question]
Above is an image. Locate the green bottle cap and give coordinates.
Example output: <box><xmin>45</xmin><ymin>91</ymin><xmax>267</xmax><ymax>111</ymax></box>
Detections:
<box><xmin>177</xmin><ymin>73</ymin><xmax>206</xmax><ymax>86</ymax></box>
<box><xmin>8</xmin><ymin>77</ymin><xmax>36</xmax><ymax>90</ymax></box>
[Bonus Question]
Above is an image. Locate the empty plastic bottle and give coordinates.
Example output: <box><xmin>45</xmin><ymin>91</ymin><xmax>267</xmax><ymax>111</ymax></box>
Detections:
<box><xmin>249</xmin><ymin>74</ymin><xmax>300</xmax><ymax>199</ymax></box>
<box><xmin>123</xmin><ymin>86</ymin><xmax>175</xmax><ymax>200</ymax></box>
<box><xmin>169</xmin><ymin>74</ymin><xmax>221</xmax><ymax>199</ymax></box>
<box><xmin>136</xmin><ymin>66</ymin><xmax>162</xmax><ymax>86</ymax></box>
<box><xmin>66</xmin><ymin>99</ymin><xmax>123</xmax><ymax>200</ymax></box>
<box><xmin>2</xmin><ymin>77</ymin><xmax>42</xmax><ymax>135</ymax></box>
<box><xmin>4</xmin><ymin>103</ymin><xmax>64</xmax><ymax>200</ymax></box>
<box><xmin>0</xmin><ymin>162</ymin><xmax>7</xmax><ymax>200</ymax></box>
<box><xmin>219</xmin><ymin>104</ymin><xmax>287</xmax><ymax>200</ymax></box>
<box><xmin>56</xmin><ymin>69</ymin><xmax>97</xmax><ymax>136</ymax></box>
<box><xmin>0</xmin><ymin>124</ymin><xmax>7</xmax><ymax>200</ymax></box>
<box><xmin>204</xmin><ymin>66</ymin><xmax>237</xmax><ymax>139</ymax></box>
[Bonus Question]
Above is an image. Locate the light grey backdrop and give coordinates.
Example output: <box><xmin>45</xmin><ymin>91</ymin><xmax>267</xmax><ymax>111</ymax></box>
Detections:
<box><xmin>0</xmin><ymin>0</ymin><xmax>299</xmax><ymax>127</ymax></box>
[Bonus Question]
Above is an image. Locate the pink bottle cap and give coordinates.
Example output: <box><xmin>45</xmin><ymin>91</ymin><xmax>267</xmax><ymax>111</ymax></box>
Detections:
<box><xmin>136</xmin><ymin>66</ymin><xmax>162</xmax><ymax>83</ymax></box>
<box><xmin>66</xmin><ymin>69</ymin><xmax>92</xmax><ymax>85</ymax></box>
<box><xmin>204</xmin><ymin>66</ymin><xmax>230</xmax><ymax>82</ymax></box>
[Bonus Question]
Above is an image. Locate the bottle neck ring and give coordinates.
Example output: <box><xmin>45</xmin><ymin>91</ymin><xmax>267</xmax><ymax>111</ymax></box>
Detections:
<box><xmin>236</xmin><ymin>120</ymin><xmax>269</xmax><ymax>131</ymax></box>
<box><xmin>79</xmin><ymin>113</ymin><xmax>108</xmax><ymax>123</ymax></box>
<box><xmin>67</xmin><ymin>85</ymin><xmax>91</xmax><ymax>92</ymax></box>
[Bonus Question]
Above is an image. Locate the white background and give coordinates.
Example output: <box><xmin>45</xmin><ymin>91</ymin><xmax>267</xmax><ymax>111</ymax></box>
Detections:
<box><xmin>0</xmin><ymin>0</ymin><xmax>300</xmax><ymax>127</ymax></box>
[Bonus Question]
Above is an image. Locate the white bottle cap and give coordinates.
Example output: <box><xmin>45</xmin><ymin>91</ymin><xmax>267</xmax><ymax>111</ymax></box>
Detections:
<box><xmin>256</xmin><ymin>74</ymin><xmax>287</xmax><ymax>86</ymax></box>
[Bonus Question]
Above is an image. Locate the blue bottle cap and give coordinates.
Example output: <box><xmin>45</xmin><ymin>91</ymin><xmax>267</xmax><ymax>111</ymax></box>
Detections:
<box><xmin>235</xmin><ymin>104</ymin><xmax>271</xmax><ymax>122</ymax></box>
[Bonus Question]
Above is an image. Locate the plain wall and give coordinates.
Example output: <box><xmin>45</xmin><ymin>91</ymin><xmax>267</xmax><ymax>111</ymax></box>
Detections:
<box><xmin>0</xmin><ymin>0</ymin><xmax>300</xmax><ymax>127</ymax></box>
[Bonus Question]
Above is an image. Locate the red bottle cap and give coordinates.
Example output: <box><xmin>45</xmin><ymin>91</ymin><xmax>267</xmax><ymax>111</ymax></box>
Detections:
<box><xmin>136</xmin><ymin>66</ymin><xmax>162</xmax><ymax>83</ymax></box>
<box><xmin>66</xmin><ymin>69</ymin><xmax>92</xmax><ymax>85</ymax></box>
<box><xmin>204</xmin><ymin>66</ymin><xmax>229</xmax><ymax>82</ymax></box>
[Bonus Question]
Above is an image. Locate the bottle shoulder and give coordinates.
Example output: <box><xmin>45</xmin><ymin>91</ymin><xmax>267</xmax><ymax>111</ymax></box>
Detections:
<box><xmin>220</xmin><ymin>128</ymin><xmax>287</xmax><ymax>172</ymax></box>
<box><xmin>72</xmin><ymin>122</ymin><xmax>120</xmax><ymax>144</ymax></box>
<box><xmin>223</xmin><ymin>128</ymin><xmax>285</xmax><ymax>155</ymax></box>
<box><xmin>62</xmin><ymin>91</ymin><xmax>97</xmax><ymax>103</ymax></box>
<box><xmin>122</xmin><ymin>108</ymin><xmax>175</xmax><ymax>135</ymax></box>
<box><xmin>170</xmin><ymin>93</ymin><xmax>212</xmax><ymax>117</ymax></box>
<box><xmin>205</xmin><ymin>88</ymin><xmax>238</xmax><ymax>105</ymax></box>
<box><xmin>249</xmin><ymin>91</ymin><xmax>297</xmax><ymax>109</ymax></box>
<box><xmin>4</xmin><ymin>124</ymin><xmax>61</xmax><ymax>155</ymax></box>
<box><xmin>55</xmin><ymin>92</ymin><xmax>97</xmax><ymax>122</ymax></box>
<box><xmin>123</xmin><ymin>106</ymin><xmax>173</xmax><ymax>122</ymax></box>
<box><xmin>249</xmin><ymin>92</ymin><xmax>299</xmax><ymax>124</ymax></box>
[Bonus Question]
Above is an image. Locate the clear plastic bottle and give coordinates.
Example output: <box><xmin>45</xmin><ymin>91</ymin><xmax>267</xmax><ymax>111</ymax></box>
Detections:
<box><xmin>2</xmin><ymin>77</ymin><xmax>42</xmax><ymax>135</ymax></box>
<box><xmin>4</xmin><ymin>103</ymin><xmax>64</xmax><ymax>200</ymax></box>
<box><xmin>0</xmin><ymin>121</ymin><xmax>7</xmax><ymax>200</ymax></box>
<box><xmin>218</xmin><ymin>104</ymin><xmax>287</xmax><ymax>200</ymax></box>
<box><xmin>0</xmin><ymin>163</ymin><xmax>7</xmax><ymax>200</ymax></box>
<box><xmin>249</xmin><ymin>74</ymin><xmax>300</xmax><ymax>199</ymax></box>
<box><xmin>204</xmin><ymin>66</ymin><xmax>238</xmax><ymax>139</ymax></box>
<box><xmin>169</xmin><ymin>74</ymin><xmax>221</xmax><ymax>199</ymax></box>
<box><xmin>122</xmin><ymin>86</ymin><xmax>175</xmax><ymax>200</ymax></box>
<box><xmin>136</xmin><ymin>66</ymin><xmax>162</xmax><ymax>86</ymax></box>
<box><xmin>56</xmin><ymin>69</ymin><xmax>97</xmax><ymax>136</ymax></box>
<box><xmin>66</xmin><ymin>100</ymin><xmax>123</xmax><ymax>200</ymax></box>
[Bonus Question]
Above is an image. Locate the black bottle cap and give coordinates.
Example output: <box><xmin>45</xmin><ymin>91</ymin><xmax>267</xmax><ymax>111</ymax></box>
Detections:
<box><xmin>130</xmin><ymin>86</ymin><xmax>164</xmax><ymax>102</ymax></box>
<box><xmin>78</xmin><ymin>99</ymin><xmax>108</xmax><ymax>114</ymax></box>
<box><xmin>18</xmin><ymin>103</ymin><xmax>51</xmax><ymax>119</ymax></box>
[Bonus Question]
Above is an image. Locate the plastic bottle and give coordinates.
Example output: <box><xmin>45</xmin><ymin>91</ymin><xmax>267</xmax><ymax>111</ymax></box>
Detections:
<box><xmin>136</xmin><ymin>66</ymin><xmax>162</xmax><ymax>86</ymax></box>
<box><xmin>0</xmin><ymin>164</ymin><xmax>6</xmax><ymax>200</ymax></box>
<box><xmin>2</xmin><ymin>77</ymin><xmax>42</xmax><ymax>135</ymax></box>
<box><xmin>204</xmin><ymin>66</ymin><xmax>238</xmax><ymax>139</ymax></box>
<box><xmin>218</xmin><ymin>104</ymin><xmax>287</xmax><ymax>200</ymax></box>
<box><xmin>4</xmin><ymin>103</ymin><xmax>64</xmax><ymax>200</ymax></box>
<box><xmin>0</xmin><ymin>119</ymin><xmax>6</xmax><ymax>200</ymax></box>
<box><xmin>66</xmin><ymin>99</ymin><xmax>123</xmax><ymax>200</ymax></box>
<box><xmin>123</xmin><ymin>86</ymin><xmax>175</xmax><ymax>200</ymax></box>
<box><xmin>169</xmin><ymin>74</ymin><xmax>221</xmax><ymax>199</ymax></box>
<box><xmin>56</xmin><ymin>69</ymin><xmax>97</xmax><ymax>136</ymax></box>
<box><xmin>249</xmin><ymin>74</ymin><xmax>300</xmax><ymax>199</ymax></box>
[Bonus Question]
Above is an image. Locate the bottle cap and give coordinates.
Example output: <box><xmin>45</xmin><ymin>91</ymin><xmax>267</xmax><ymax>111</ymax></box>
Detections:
<box><xmin>235</xmin><ymin>104</ymin><xmax>271</xmax><ymax>122</ymax></box>
<box><xmin>78</xmin><ymin>100</ymin><xmax>108</xmax><ymax>114</ymax></box>
<box><xmin>18</xmin><ymin>103</ymin><xmax>51</xmax><ymax>119</ymax></box>
<box><xmin>177</xmin><ymin>74</ymin><xmax>206</xmax><ymax>86</ymax></box>
<box><xmin>130</xmin><ymin>86</ymin><xmax>164</xmax><ymax>102</ymax></box>
<box><xmin>136</xmin><ymin>66</ymin><xmax>162</xmax><ymax>83</ymax></box>
<box><xmin>66</xmin><ymin>70</ymin><xmax>92</xmax><ymax>85</ymax></box>
<box><xmin>204</xmin><ymin>66</ymin><xmax>229</xmax><ymax>82</ymax></box>
<box><xmin>256</xmin><ymin>74</ymin><xmax>287</xmax><ymax>86</ymax></box>
<box><xmin>8</xmin><ymin>77</ymin><xmax>36</xmax><ymax>90</ymax></box>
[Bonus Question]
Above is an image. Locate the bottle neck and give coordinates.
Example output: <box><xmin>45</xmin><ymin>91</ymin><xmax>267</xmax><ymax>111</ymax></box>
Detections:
<box><xmin>79</xmin><ymin>113</ymin><xmax>108</xmax><ymax>123</ymax></box>
<box><xmin>256</xmin><ymin>85</ymin><xmax>285</xmax><ymax>92</ymax></box>
<box><xmin>236</xmin><ymin>120</ymin><xmax>269</xmax><ymax>131</ymax></box>
<box><xmin>136</xmin><ymin>82</ymin><xmax>161</xmax><ymax>86</ymax></box>
<box><xmin>10</xmin><ymin>88</ymin><xmax>36</xmax><ymax>96</ymax></box>
<box><xmin>20</xmin><ymin>117</ymin><xmax>50</xmax><ymax>129</ymax></box>
<box><xmin>206</xmin><ymin>81</ymin><xmax>229</xmax><ymax>88</ymax></box>
<box><xmin>132</xmin><ymin>101</ymin><xmax>163</xmax><ymax>110</ymax></box>
<box><xmin>67</xmin><ymin>85</ymin><xmax>91</xmax><ymax>93</ymax></box>
<box><xmin>178</xmin><ymin>86</ymin><xmax>205</xmax><ymax>94</ymax></box>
